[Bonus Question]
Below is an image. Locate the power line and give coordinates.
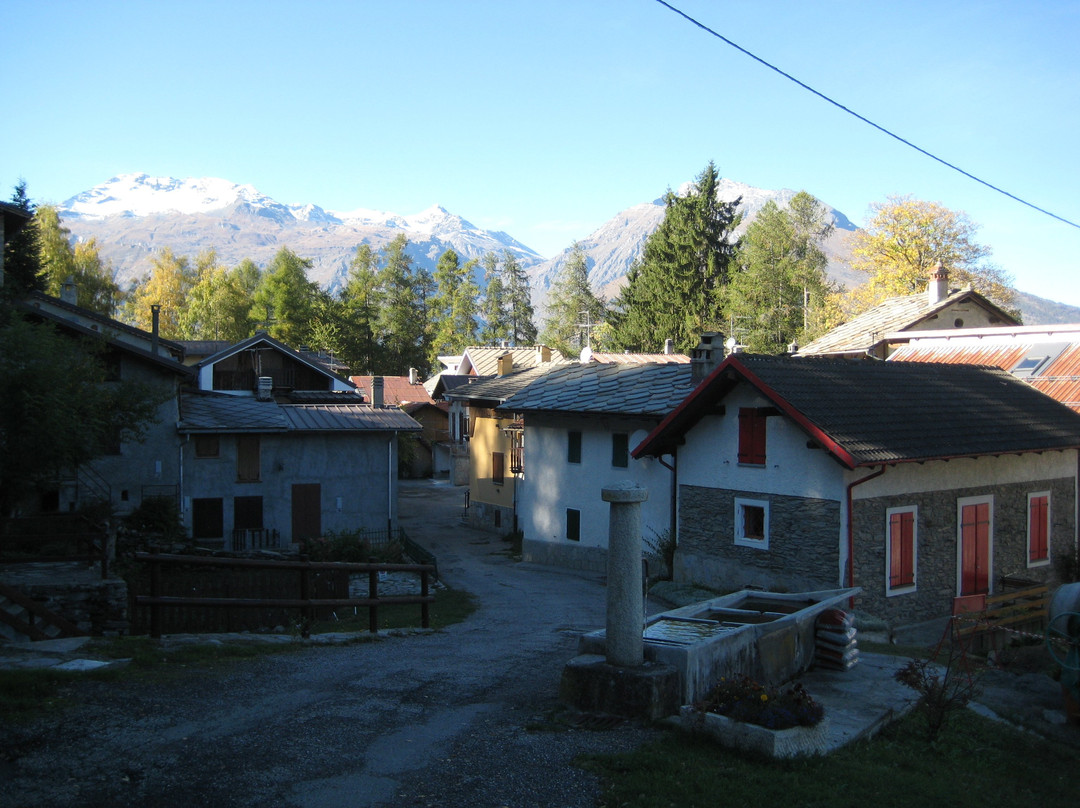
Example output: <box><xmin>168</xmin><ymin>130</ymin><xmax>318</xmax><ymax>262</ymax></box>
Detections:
<box><xmin>654</xmin><ymin>0</ymin><xmax>1080</xmax><ymax>231</ymax></box>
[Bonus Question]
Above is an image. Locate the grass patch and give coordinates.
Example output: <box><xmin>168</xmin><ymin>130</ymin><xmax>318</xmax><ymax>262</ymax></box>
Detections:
<box><xmin>580</xmin><ymin>709</ymin><xmax>1079</xmax><ymax>808</ymax></box>
<box><xmin>0</xmin><ymin>668</ymin><xmax>88</xmax><ymax>723</ymax></box>
<box><xmin>308</xmin><ymin>585</ymin><xmax>477</xmax><ymax>634</ymax></box>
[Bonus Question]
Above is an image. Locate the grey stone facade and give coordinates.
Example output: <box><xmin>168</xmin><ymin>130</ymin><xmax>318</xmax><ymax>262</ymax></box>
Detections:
<box><xmin>466</xmin><ymin>499</ymin><xmax>514</xmax><ymax>534</ymax></box>
<box><xmin>522</xmin><ymin>538</ymin><xmax>607</xmax><ymax>573</ymax></box>
<box><xmin>852</xmin><ymin>476</ymin><xmax>1076</xmax><ymax>624</ymax></box>
<box><xmin>676</xmin><ymin>485</ymin><xmax>841</xmax><ymax>593</ymax></box>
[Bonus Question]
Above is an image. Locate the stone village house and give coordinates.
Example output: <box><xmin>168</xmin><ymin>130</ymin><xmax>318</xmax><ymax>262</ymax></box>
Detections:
<box><xmin>633</xmin><ymin>353</ymin><xmax>1080</xmax><ymax>625</ymax></box>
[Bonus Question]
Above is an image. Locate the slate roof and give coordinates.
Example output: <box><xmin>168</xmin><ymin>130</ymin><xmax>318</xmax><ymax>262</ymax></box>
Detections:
<box><xmin>797</xmin><ymin>288</ymin><xmax>1018</xmax><ymax>356</ymax></box>
<box><xmin>178</xmin><ymin>391</ymin><xmax>420</xmax><ymax>433</ymax></box>
<box><xmin>584</xmin><ymin>351</ymin><xmax>691</xmax><ymax>365</ymax></box>
<box><xmin>634</xmin><ymin>354</ymin><xmax>1080</xmax><ymax>469</ymax></box>
<box><xmin>497</xmin><ymin>362</ymin><xmax>698</xmax><ymax>418</ymax></box>
<box><xmin>440</xmin><ymin>366</ymin><xmax>557</xmax><ymax>405</ymax></box>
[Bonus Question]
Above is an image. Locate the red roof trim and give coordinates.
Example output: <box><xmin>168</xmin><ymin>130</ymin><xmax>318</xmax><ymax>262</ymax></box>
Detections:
<box><xmin>632</xmin><ymin>355</ymin><xmax>859</xmax><ymax>469</ymax></box>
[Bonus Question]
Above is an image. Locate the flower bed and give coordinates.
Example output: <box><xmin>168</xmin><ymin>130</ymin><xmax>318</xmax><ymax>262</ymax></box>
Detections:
<box><xmin>682</xmin><ymin>676</ymin><xmax>830</xmax><ymax>759</ymax></box>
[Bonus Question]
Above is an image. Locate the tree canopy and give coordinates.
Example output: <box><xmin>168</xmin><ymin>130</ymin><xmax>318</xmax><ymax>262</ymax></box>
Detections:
<box><xmin>540</xmin><ymin>243</ymin><xmax>606</xmax><ymax>357</ymax></box>
<box><xmin>848</xmin><ymin>195</ymin><xmax>1015</xmax><ymax>315</ymax></box>
<box><xmin>726</xmin><ymin>192</ymin><xmax>837</xmax><ymax>353</ymax></box>
<box><xmin>608</xmin><ymin>161</ymin><xmax>741</xmax><ymax>353</ymax></box>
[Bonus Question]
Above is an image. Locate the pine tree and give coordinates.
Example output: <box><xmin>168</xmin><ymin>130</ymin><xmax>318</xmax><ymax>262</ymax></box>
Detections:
<box><xmin>608</xmin><ymin>161</ymin><xmax>741</xmax><ymax>353</ymax></box>
<box><xmin>540</xmin><ymin>243</ymin><xmax>605</xmax><ymax>357</ymax></box>
<box><xmin>373</xmin><ymin>234</ymin><xmax>429</xmax><ymax>374</ymax></box>
<box><xmin>251</xmin><ymin>247</ymin><xmax>319</xmax><ymax>347</ymax></box>
<box><xmin>429</xmin><ymin>249</ymin><xmax>479</xmax><ymax>366</ymax></box>
<box><xmin>180</xmin><ymin>251</ymin><xmax>257</xmax><ymax>340</ymax></box>
<box><xmin>337</xmin><ymin>243</ymin><xmax>382</xmax><ymax>374</ymax></box>
<box><xmin>726</xmin><ymin>192</ymin><xmax>836</xmax><ymax>353</ymax></box>
<box><xmin>2</xmin><ymin>181</ymin><xmax>43</xmax><ymax>296</ymax></box>
<box><xmin>479</xmin><ymin>251</ymin><xmax>509</xmax><ymax>344</ymax></box>
<box><xmin>502</xmin><ymin>250</ymin><xmax>536</xmax><ymax>345</ymax></box>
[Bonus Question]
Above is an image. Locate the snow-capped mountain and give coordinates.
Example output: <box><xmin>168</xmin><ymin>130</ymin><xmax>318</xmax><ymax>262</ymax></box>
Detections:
<box><xmin>58</xmin><ymin>174</ymin><xmax>542</xmax><ymax>292</ymax></box>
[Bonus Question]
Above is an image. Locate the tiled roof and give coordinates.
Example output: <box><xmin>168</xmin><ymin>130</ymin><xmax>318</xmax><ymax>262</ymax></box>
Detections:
<box><xmin>891</xmin><ymin>340</ymin><xmax>1080</xmax><ymax>413</ymax></box>
<box><xmin>498</xmin><ymin>362</ymin><xmax>698</xmax><ymax>417</ymax></box>
<box><xmin>585</xmin><ymin>352</ymin><xmax>691</xmax><ymax>365</ymax></box>
<box><xmin>178</xmin><ymin>392</ymin><xmax>419</xmax><ymax>433</ymax></box>
<box><xmin>459</xmin><ymin>345</ymin><xmax>568</xmax><ymax>376</ymax></box>
<box><xmin>797</xmin><ymin>289</ymin><xmax>1018</xmax><ymax>356</ymax></box>
<box><xmin>350</xmin><ymin>376</ymin><xmax>436</xmax><ymax>406</ymax></box>
<box><xmin>635</xmin><ymin>354</ymin><xmax>1080</xmax><ymax>468</ymax></box>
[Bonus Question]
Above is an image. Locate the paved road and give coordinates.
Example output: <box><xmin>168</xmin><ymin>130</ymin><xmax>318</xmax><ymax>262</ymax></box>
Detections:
<box><xmin>2</xmin><ymin>479</ymin><xmax>658</xmax><ymax>808</ymax></box>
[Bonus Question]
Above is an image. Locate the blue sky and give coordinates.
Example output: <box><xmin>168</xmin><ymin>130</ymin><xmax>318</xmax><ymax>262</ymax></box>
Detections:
<box><xmin>4</xmin><ymin>1</ymin><xmax>1079</xmax><ymax>306</ymax></box>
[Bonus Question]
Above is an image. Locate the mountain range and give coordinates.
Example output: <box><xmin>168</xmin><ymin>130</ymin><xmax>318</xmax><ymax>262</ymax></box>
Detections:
<box><xmin>57</xmin><ymin>173</ymin><xmax>1080</xmax><ymax>325</ymax></box>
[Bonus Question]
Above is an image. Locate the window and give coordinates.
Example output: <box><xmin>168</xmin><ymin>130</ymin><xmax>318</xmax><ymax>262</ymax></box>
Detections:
<box><xmin>192</xmin><ymin>498</ymin><xmax>224</xmax><ymax>540</ymax></box>
<box><xmin>1028</xmin><ymin>492</ymin><xmax>1050</xmax><ymax>565</ymax></box>
<box><xmin>492</xmin><ymin>451</ymin><xmax>505</xmax><ymax>485</ymax></box>
<box><xmin>234</xmin><ymin>496</ymin><xmax>263</xmax><ymax>531</ymax></box>
<box><xmin>566</xmin><ymin>508</ymin><xmax>581</xmax><ymax>541</ymax></box>
<box><xmin>612</xmin><ymin>433</ymin><xmax>629</xmax><ymax>468</ymax></box>
<box><xmin>738</xmin><ymin>408</ymin><xmax>767</xmax><ymax>465</ymax></box>
<box><xmin>237</xmin><ymin>435</ymin><xmax>261</xmax><ymax>482</ymax></box>
<box><xmin>958</xmin><ymin>496</ymin><xmax>993</xmax><ymax>596</ymax></box>
<box><xmin>567</xmin><ymin>430</ymin><xmax>582</xmax><ymax>464</ymax></box>
<box><xmin>734</xmin><ymin>497</ymin><xmax>769</xmax><ymax>549</ymax></box>
<box><xmin>195</xmin><ymin>435</ymin><xmax>220</xmax><ymax>458</ymax></box>
<box><xmin>887</xmin><ymin>506</ymin><xmax>917</xmax><ymax>594</ymax></box>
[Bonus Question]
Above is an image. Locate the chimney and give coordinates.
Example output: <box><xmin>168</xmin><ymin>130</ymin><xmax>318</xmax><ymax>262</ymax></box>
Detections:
<box><xmin>150</xmin><ymin>304</ymin><xmax>161</xmax><ymax>356</ymax></box>
<box><xmin>691</xmin><ymin>332</ymin><xmax>724</xmax><ymax>380</ymax></box>
<box><xmin>663</xmin><ymin>339</ymin><xmax>674</xmax><ymax>355</ymax></box>
<box><xmin>409</xmin><ymin>367</ymin><xmax>419</xmax><ymax>385</ymax></box>
<box><xmin>497</xmin><ymin>352</ymin><xmax>513</xmax><ymax>376</ymax></box>
<box><xmin>256</xmin><ymin>376</ymin><xmax>273</xmax><ymax>401</ymax></box>
<box><xmin>371</xmin><ymin>376</ymin><xmax>384</xmax><ymax>408</ymax></box>
<box><xmin>61</xmin><ymin>276</ymin><xmax>78</xmax><ymax>305</ymax></box>
<box><xmin>537</xmin><ymin>345</ymin><xmax>551</xmax><ymax>363</ymax></box>
<box><xmin>928</xmin><ymin>263</ymin><xmax>949</xmax><ymax>305</ymax></box>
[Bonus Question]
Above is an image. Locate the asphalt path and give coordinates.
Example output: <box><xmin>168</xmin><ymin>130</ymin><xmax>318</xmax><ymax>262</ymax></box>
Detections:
<box><xmin>2</xmin><ymin>479</ymin><xmax>659</xmax><ymax>808</ymax></box>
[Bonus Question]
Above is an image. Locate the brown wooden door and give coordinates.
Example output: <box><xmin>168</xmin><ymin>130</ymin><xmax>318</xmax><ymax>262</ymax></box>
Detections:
<box><xmin>960</xmin><ymin>502</ymin><xmax>990</xmax><ymax>595</ymax></box>
<box><xmin>291</xmin><ymin>484</ymin><xmax>321</xmax><ymax>541</ymax></box>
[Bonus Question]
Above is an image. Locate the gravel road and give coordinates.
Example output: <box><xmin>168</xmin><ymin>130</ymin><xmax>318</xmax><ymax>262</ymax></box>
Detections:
<box><xmin>1</xmin><ymin>480</ymin><xmax>660</xmax><ymax>808</ymax></box>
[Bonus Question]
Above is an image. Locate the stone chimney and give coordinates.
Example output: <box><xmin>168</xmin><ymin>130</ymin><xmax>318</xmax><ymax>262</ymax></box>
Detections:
<box><xmin>409</xmin><ymin>367</ymin><xmax>419</xmax><ymax>385</ymax></box>
<box><xmin>61</xmin><ymin>276</ymin><xmax>78</xmax><ymax>305</ymax></box>
<box><xmin>663</xmin><ymin>339</ymin><xmax>674</xmax><ymax>355</ymax></box>
<box><xmin>928</xmin><ymin>263</ymin><xmax>949</xmax><ymax>305</ymax></box>
<box><xmin>371</xmin><ymin>376</ymin><xmax>384</xmax><ymax>408</ymax></box>
<box><xmin>537</xmin><ymin>345</ymin><xmax>551</xmax><ymax>363</ymax></box>
<box><xmin>690</xmin><ymin>332</ymin><xmax>724</xmax><ymax>380</ymax></box>
<box><xmin>497</xmin><ymin>352</ymin><xmax>513</xmax><ymax>376</ymax></box>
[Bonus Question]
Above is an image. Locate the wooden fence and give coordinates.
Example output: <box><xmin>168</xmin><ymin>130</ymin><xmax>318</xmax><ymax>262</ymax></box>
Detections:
<box><xmin>954</xmin><ymin>584</ymin><xmax>1049</xmax><ymax>651</ymax></box>
<box><xmin>131</xmin><ymin>552</ymin><xmax>435</xmax><ymax>638</ymax></box>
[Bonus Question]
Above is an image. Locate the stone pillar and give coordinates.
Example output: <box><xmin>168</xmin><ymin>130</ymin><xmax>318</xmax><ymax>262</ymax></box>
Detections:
<box><xmin>602</xmin><ymin>481</ymin><xmax>648</xmax><ymax>668</ymax></box>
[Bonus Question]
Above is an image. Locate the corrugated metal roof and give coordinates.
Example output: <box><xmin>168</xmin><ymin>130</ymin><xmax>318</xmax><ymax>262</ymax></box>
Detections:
<box><xmin>459</xmin><ymin>346</ymin><xmax>569</xmax><ymax>376</ymax></box>
<box><xmin>1031</xmin><ymin>344</ymin><xmax>1080</xmax><ymax>412</ymax></box>
<box><xmin>178</xmin><ymin>392</ymin><xmax>420</xmax><ymax>433</ymax></box>
<box><xmin>282</xmin><ymin>404</ymin><xmax>420</xmax><ymax>432</ymax></box>
<box><xmin>586</xmin><ymin>352</ymin><xmax>691</xmax><ymax>365</ymax></box>
<box><xmin>498</xmin><ymin>362</ymin><xmax>698</xmax><ymax>417</ymax></box>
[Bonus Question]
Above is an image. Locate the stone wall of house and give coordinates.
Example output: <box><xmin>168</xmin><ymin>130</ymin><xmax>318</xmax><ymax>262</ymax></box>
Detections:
<box><xmin>852</xmin><ymin>476</ymin><xmax>1076</xmax><ymax>625</ymax></box>
<box><xmin>466</xmin><ymin>499</ymin><xmax>514</xmax><ymax>535</ymax></box>
<box><xmin>675</xmin><ymin>485</ymin><xmax>841</xmax><ymax>593</ymax></box>
<box><xmin>522</xmin><ymin>538</ymin><xmax>607</xmax><ymax>574</ymax></box>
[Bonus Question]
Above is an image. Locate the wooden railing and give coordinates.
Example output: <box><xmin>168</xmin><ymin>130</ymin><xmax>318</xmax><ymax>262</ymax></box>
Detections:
<box><xmin>133</xmin><ymin>552</ymin><xmax>435</xmax><ymax>639</ymax></box>
<box><xmin>954</xmin><ymin>584</ymin><xmax>1049</xmax><ymax>648</ymax></box>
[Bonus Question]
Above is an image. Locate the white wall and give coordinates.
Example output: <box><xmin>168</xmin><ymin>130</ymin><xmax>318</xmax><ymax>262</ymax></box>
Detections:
<box><xmin>518</xmin><ymin>413</ymin><xmax>675</xmax><ymax>555</ymax></box>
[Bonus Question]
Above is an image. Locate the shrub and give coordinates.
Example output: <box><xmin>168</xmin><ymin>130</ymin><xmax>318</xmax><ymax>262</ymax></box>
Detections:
<box><xmin>301</xmin><ymin>530</ymin><xmax>403</xmax><ymax>563</ymax></box>
<box><xmin>693</xmin><ymin>675</ymin><xmax>824</xmax><ymax>730</ymax></box>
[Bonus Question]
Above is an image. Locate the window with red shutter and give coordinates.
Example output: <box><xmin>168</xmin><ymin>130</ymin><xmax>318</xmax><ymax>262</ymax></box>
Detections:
<box><xmin>738</xmin><ymin>408</ymin><xmax>767</xmax><ymax>465</ymax></box>
<box><xmin>1028</xmin><ymin>493</ymin><xmax>1049</xmax><ymax>564</ymax></box>
<box><xmin>887</xmin><ymin>507</ymin><xmax>916</xmax><ymax>593</ymax></box>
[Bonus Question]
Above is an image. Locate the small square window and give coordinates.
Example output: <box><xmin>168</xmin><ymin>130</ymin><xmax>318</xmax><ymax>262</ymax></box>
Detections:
<box><xmin>734</xmin><ymin>497</ymin><xmax>769</xmax><ymax>549</ymax></box>
<box><xmin>195</xmin><ymin>435</ymin><xmax>220</xmax><ymax>458</ymax></box>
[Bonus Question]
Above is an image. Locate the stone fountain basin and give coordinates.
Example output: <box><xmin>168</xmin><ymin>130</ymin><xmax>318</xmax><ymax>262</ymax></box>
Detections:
<box><xmin>579</xmin><ymin>587</ymin><xmax>859</xmax><ymax>703</ymax></box>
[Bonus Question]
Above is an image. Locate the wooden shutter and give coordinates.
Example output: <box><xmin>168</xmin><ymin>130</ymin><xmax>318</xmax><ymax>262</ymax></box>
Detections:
<box><xmin>1029</xmin><ymin>495</ymin><xmax>1048</xmax><ymax>562</ymax></box>
<box><xmin>738</xmin><ymin>408</ymin><xmax>766</xmax><ymax>464</ymax></box>
<box><xmin>236</xmin><ymin>435</ymin><xmax>261</xmax><ymax>482</ymax></box>
<box><xmin>889</xmin><ymin>511</ymin><xmax>914</xmax><ymax>588</ymax></box>
<box><xmin>492</xmin><ymin>451</ymin><xmax>505</xmax><ymax>485</ymax></box>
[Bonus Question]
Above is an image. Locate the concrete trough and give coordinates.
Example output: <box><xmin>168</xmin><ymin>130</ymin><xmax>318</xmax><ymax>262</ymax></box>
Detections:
<box><xmin>579</xmin><ymin>588</ymin><xmax>859</xmax><ymax>703</ymax></box>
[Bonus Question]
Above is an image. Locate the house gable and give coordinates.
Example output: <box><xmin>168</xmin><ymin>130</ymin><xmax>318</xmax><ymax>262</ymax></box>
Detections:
<box><xmin>195</xmin><ymin>334</ymin><xmax>355</xmax><ymax>397</ymax></box>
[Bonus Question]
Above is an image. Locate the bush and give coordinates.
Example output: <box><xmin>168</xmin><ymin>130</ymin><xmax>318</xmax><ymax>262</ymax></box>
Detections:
<box><xmin>693</xmin><ymin>675</ymin><xmax>824</xmax><ymax>730</ymax></box>
<box><xmin>120</xmin><ymin>497</ymin><xmax>185</xmax><ymax>550</ymax></box>
<box><xmin>301</xmin><ymin>530</ymin><xmax>403</xmax><ymax>563</ymax></box>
